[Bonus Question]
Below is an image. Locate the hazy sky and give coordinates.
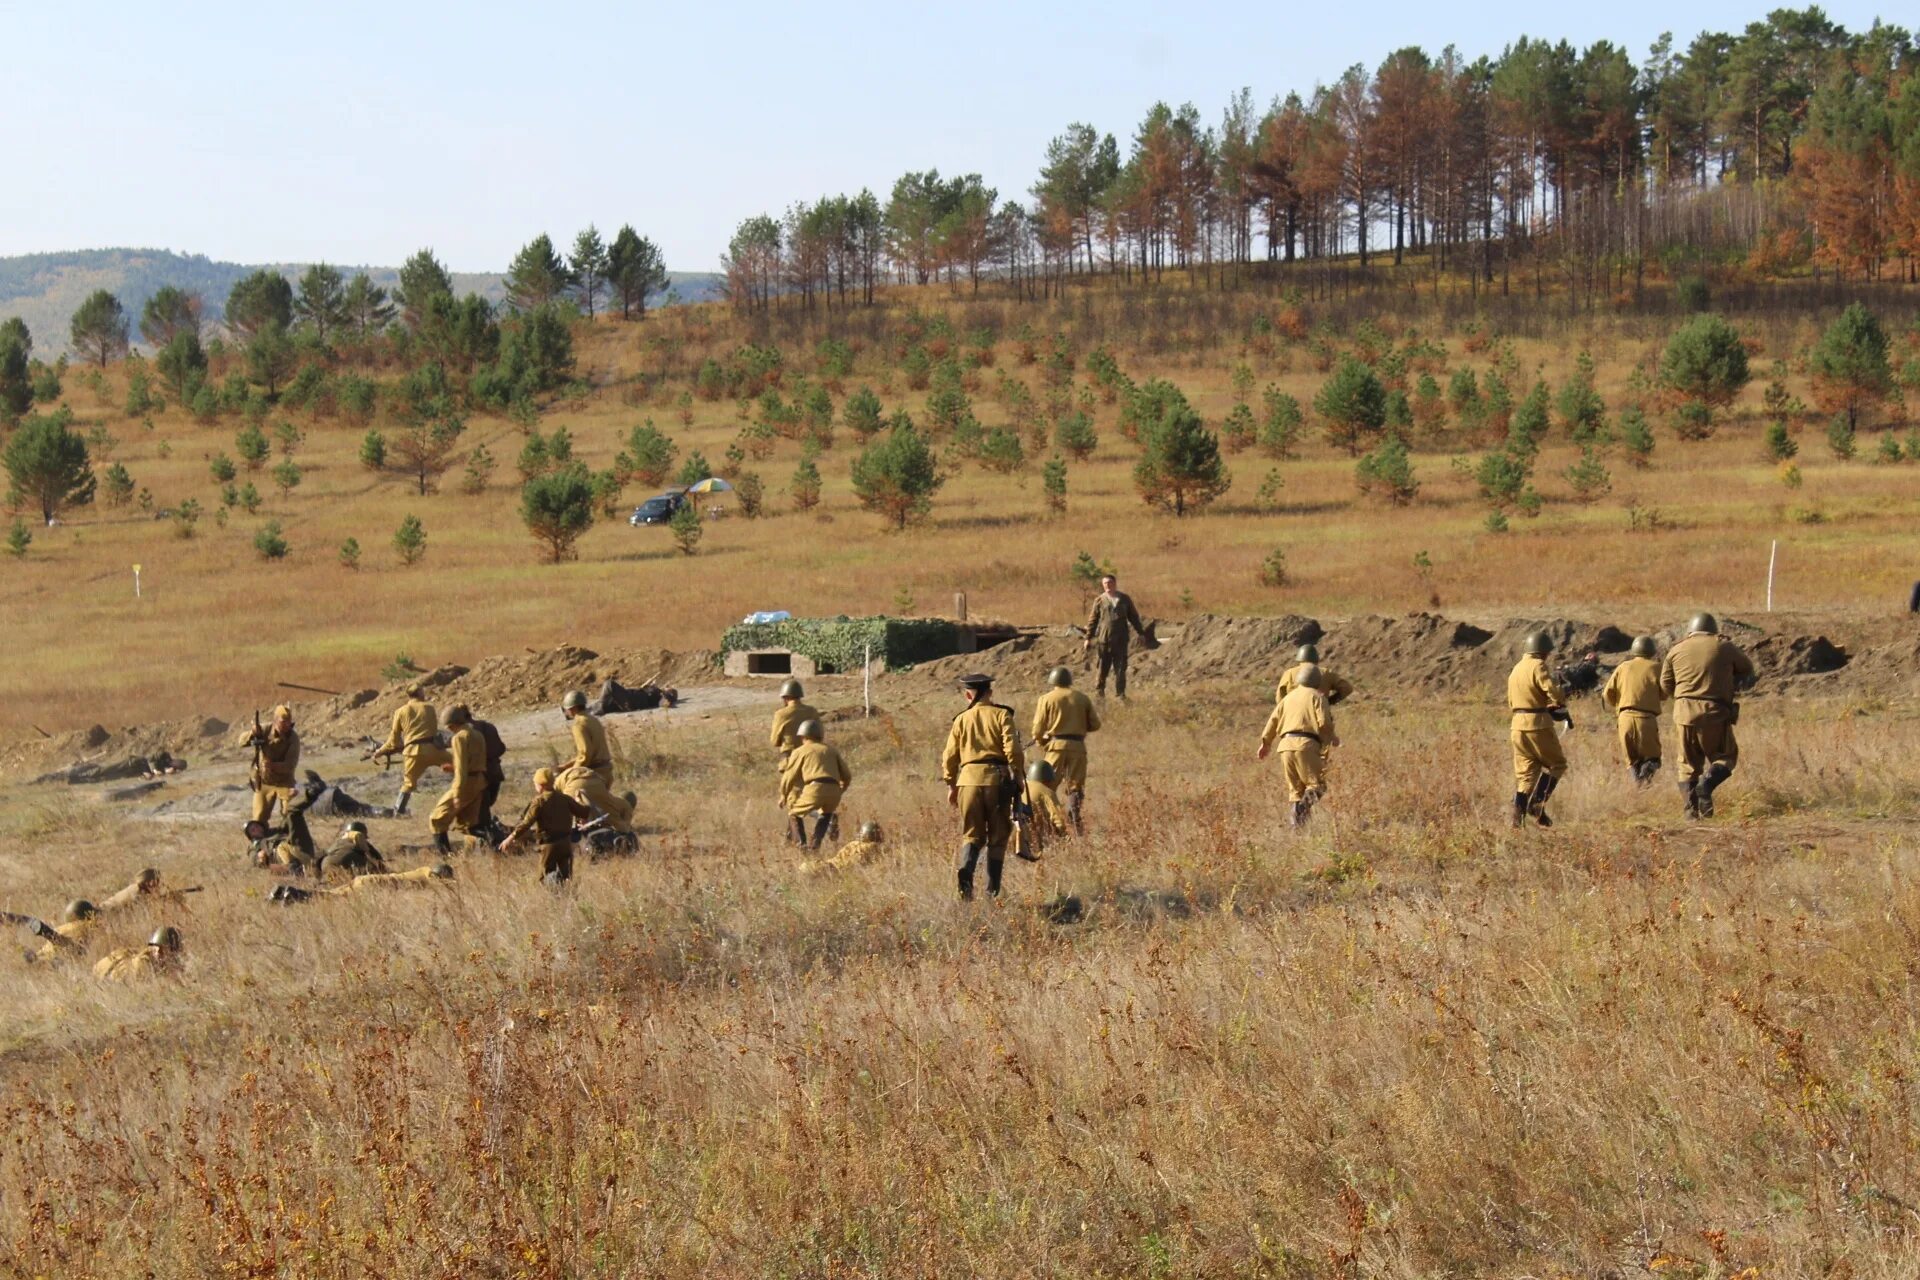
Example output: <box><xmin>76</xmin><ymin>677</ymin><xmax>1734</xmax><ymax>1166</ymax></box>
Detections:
<box><xmin>5</xmin><ymin>0</ymin><xmax>1901</xmax><ymax>274</ymax></box>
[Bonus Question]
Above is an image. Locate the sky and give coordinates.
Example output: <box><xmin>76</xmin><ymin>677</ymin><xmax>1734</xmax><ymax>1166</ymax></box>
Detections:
<box><xmin>3</xmin><ymin>0</ymin><xmax>1903</xmax><ymax>275</ymax></box>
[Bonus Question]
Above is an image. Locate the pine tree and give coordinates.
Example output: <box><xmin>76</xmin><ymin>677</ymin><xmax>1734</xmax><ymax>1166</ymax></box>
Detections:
<box><xmin>1809</xmin><ymin>303</ymin><xmax>1894</xmax><ymax>431</ymax></box>
<box><xmin>3</xmin><ymin>408</ymin><xmax>94</xmax><ymax>523</ymax></box>
<box><xmin>139</xmin><ymin>287</ymin><xmax>201</xmax><ymax>347</ymax></box>
<box><xmin>520</xmin><ymin>464</ymin><xmax>597</xmax><ymax>562</ymax></box>
<box><xmin>623</xmin><ymin>422</ymin><xmax>678</xmax><ymax>487</ymax></box>
<box><xmin>790</xmin><ymin>457</ymin><xmax>823</xmax><ymax>512</ymax></box>
<box><xmin>1354</xmin><ymin>433</ymin><xmax>1418</xmax><ymax>505</ymax></box>
<box><xmin>69</xmin><ymin>290</ymin><xmax>130</xmax><ymax>367</ymax></box>
<box><xmin>392</xmin><ymin>514</ymin><xmax>428</xmax><ymax>566</ymax></box>
<box><xmin>235</xmin><ymin>422</ymin><xmax>270</xmax><ymax>470</ymax></box>
<box><xmin>6</xmin><ymin>518</ymin><xmax>31</xmax><ymax>557</ymax></box>
<box><xmin>570</xmin><ymin>226</ymin><xmax>609</xmax><ymax>319</ymax></box>
<box><xmin>504</xmin><ymin>234</ymin><xmax>573</xmax><ymax>311</ymax></box>
<box><xmin>225</xmin><ymin>271</ymin><xmax>293</xmax><ymax>342</ymax></box>
<box><xmin>850</xmin><ymin>418</ymin><xmax>943</xmax><ymax>529</ymax></box>
<box><xmin>1313</xmin><ymin>358</ymin><xmax>1386</xmax><ymax>455</ymax></box>
<box><xmin>1133</xmin><ymin>391</ymin><xmax>1230</xmax><ymax>516</ymax></box>
<box><xmin>395</xmin><ymin>249</ymin><xmax>453</xmax><ymax>329</ymax></box>
<box><xmin>1042</xmin><ymin>455</ymin><xmax>1067</xmax><ymax>515</ymax></box>
<box><xmin>606</xmin><ymin>226</ymin><xmax>669</xmax><ymax>320</ymax></box>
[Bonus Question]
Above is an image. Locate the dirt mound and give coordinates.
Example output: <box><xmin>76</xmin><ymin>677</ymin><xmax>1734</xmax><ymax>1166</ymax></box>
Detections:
<box><xmin>1137</xmin><ymin>615</ymin><xmax>1323</xmax><ymax>683</ymax></box>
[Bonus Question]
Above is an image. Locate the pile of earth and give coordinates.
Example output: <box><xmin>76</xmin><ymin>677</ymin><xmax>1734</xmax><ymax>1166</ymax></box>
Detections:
<box><xmin>3</xmin><ymin>645</ymin><xmax>722</xmax><ymax>784</ymax></box>
<box><xmin>912</xmin><ymin>611</ymin><xmax>1913</xmax><ymax>702</ymax></box>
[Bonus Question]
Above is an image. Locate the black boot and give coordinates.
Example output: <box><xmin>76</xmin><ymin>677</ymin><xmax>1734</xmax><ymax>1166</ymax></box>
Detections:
<box><xmin>809</xmin><ymin>815</ymin><xmax>833</xmax><ymax>851</ymax></box>
<box><xmin>786</xmin><ymin>815</ymin><xmax>808</xmax><ymax>846</ymax></box>
<box><xmin>395</xmin><ymin>790</ymin><xmax>411</xmax><ymax>817</ymax></box>
<box><xmin>1511</xmin><ymin>792</ymin><xmax>1530</xmax><ymax>829</ymax></box>
<box><xmin>1290</xmin><ymin>799</ymin><xmax>1308</xmax><ymax>827</ymax></box>
<box><xmin>986</xmin><ymin>845</ymin><xmax>1006</xmax><ymax>897</ymax></box>
<box><xmin>957</xmin><ymin>843</ymin><xmax>980</xmax><ymax>900</ymax></box>
<box><xmin>1695</xmin><ymin>763</ymin><xmax>1730</xmax><ymax>818</ymax></box>
<box><xmin>433</xmin><ymin>830</ymin><xmax>453</xmax><ymax>855</ymax></box>
<box><xmin>827</xmin><ymin>812</ymin><xmax>841</xmax><ymax>841</ymax></box>
<box><xmin>1529</xmin><ymin>774</ymin><xmax>1558</xmax><ymax>828</ymax></box>
<box><xmin>1680</xmin><ymin>777</ymin><xmax>1700</xmax><ymax>819</ymax></box>
<box><xmin>1066</xmin><ymin>790</ymin><xmax>1084</xmax><ymax>836</ymax></box>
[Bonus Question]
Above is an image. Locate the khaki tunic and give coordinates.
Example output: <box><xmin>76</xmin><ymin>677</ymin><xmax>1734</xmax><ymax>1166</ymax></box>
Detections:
<box><xmin>770</xmin><ymin>700</ymin><xmax>820</xmax><ymax>758</ymax></box>
<box><xmin>1262</xmin><ymin>686</ymin><xmax>1339</xmax><ymax>802</ymax></box>
<box><xmin>1602</xmin><ymin>656</ymin><xmax>1666</xmax><ymax>767</ymax></box>
<box><xmin>333</xmin><ymin>865</ymin><xmax>450</xmax><ymax>893</ymax></box>
<box><xmin>379</xmin><ymin>698</ymin><xmax>452</xmax><ymax>791</ymax></box>
<box><xmin>510</xmin><ymin>790</ymin><xmax>592</xmax><ymax>850</ymax></box>
<box><xmin>94</xmin><ymin>947</ymin><xmax>169</xmax><ymax>981</ymax></box>
<box><xmin>27</xmin><ymin>917</ymin><xmax>94</xmax><ymax>965</ymax></box>
<box><xmin>1030</xmin><ymin>688</ymin><xmax>1100</xmax><ymax>792</ymax></box>
<box><xmin>1660</xmin><ymin>634</ymin><xmax>1756</xmax><ymax>778</ymax></box>
<box><xmin>942</xmin><ymin>702</ymin><xmax>1024</xmax><ymax>846</ymax></box>
<box><xmin>244</xmin><ymin>725</ymin><xmax>301</xmax><ymax>821</ymax></box>
<box><xmin>780</xmin><ymin>740</ymin><xmax>852</xmax><ymax>817</ymax></box>
<box><xmin>1274</xmin><ymin>663</ymin><xmax>1355</xmax><ymax>706</ymax></box>
<box><xmin>1507</xmin><ymin>656</ymin><xmax>1567</xmax><ymax>791</ymax></box>
<box><xmin>801</xmin><ymin>839</ymin><xmax>884</xmax><ymax>875</ymax></box>
<box><xmin>558</xmin><ymin>711</ymin><xmax>633</xmax><ymax>832</ymax></box>
<box><xmin>1026</xmin><ymin>778</ymin><xmax>1068</xmax><ymax>836</ymax></box>
<box><xmin>429</xmin><ymin>724</ymin><xmax>486</xmax><ymax>835</ymax></box>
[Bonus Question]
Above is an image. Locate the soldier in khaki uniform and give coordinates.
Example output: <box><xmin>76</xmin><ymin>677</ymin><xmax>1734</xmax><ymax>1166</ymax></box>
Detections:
<box><xmin>428</xmin><ymin>705</ymin><xmax>486</xmax><ymax>854</ymax></box>
<box><xmin>1258</xmin><ymin>664</ymin><xmax>1340</xmax><ymax>825</ymax></box>
<box><xmin>25</xmin><ymin>900</ymin><xmax>99</xmax><ymax>964</ymax></box>
<box><xmin>94</xmin><ymin>926</ymin><xmax>181</xmax><ymax>981</ymax></box>
<box><xmin>1275</xmin><ymin>644</ymin><xmax>1354</xmax><ymax>705</ymax></box>
<box><xmin>800</xmin><ymin>822</ymin><xmax>885</xmax><ymax>875</ymax></box>
<box><xmin>371</xmin><ymin>685</ymin><xmax>452</xmax><ymax>816</ymax></box>
<box><xmin>1507</xmin><ymin>632</ymin><xmax>1570</xmax><ymax>828</ymax></box>
<box><xmin>311</xmin><ymin>821</ymin><xmax>386</xmax><ymax>880</ymax></box>
<box><xmin>501</xmin><ymin>768</ymin><xmax>592</xmax><ymax>884</ymax></box>
<box><xmin>99</xmin><ymin>869</ymin><xmax>161</xmax><ymax>913</ymax></box>
<box><xmin>1083</xmin><ymin>575</ymin><xmax>1148</xmax><ymax>699</ymax></box>
<box><xmin>1602</xmin><ymin>636</ymin><xmax>1667</xmax><ymax>785</ymax></box>
<box><xmin>556</xmin><ymin>691</ymin><xmax>636</xmax><ymax>835</ymax></box>
<box><xmin>770</xmin><ymin>679</ymin><xmax>834</xmax><ymax>839</ymax></box>
<box><xmin>1660</xmin><ymin>613</ymin><xmax>1757</xmax><ymax>819</ymax></box>
<box><xmin>779</xmin><ymin>721</ymin><xmax>853</xmax><ymax>852</ymax></box>
<box><xmin>1029</xmin><ymin>666</ymin><xmax>1100</xmax><ymax>833</ymax></box>
<box><xmin>941</xmin><ymin>674</ymin><xmax>1024</xmax><ymax>899</ymax></box>
<box><xmin>270</xmin><ymin>864</ymin><xmax>454</xmax><ymax>903</ymax></box>
<box><xmin>242</xmin><ymin>705</ymin><xmax>302</xmax><ymax>825</ymax></box>
<box><xmin>1023</xmin><ymin>760</ymin><xmax>1069</xmax><ymax>840</ymax></box>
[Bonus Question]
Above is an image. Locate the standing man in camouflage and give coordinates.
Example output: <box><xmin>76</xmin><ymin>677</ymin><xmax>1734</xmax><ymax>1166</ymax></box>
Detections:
<box><xmin>1258</xmin><ymin>664</ymin><xmax>1340</xmax><ymax>826</ymax></box>
<box><xmin>428</xmin><ymin>705</ymin><xmax>486</xmax><ymax>855</ymax></box>
<box><xmin>1083</xmin><ymin>574</ymin><xmax>1148</xmax><ymax>700</ymax></box>
<box><xmin>941</xmin><ymin>674</ymin><xmax>1024</xmax><ymax>900</ymax></box>
<box><xmin>372</xmin><ymin>684</ymin><xmax>450</xmax><ymax>816</ymax></box>
<box><xmin>1029</xmin><ymin>666</ymin><xmax>1100</xmax><ymax>834</ymax></box>
<box><xmin>558</xmin><ymin>691</ymin><xmax>635</xmax><ymax>836</ymax></box>
<box><xmin>1602</xmin><ymin>636</ymin><xmax>1666</xmax><ymax>785</ymax></box>
<box><xmin>1660</xmin><ymin>613</ymin><xmax>1757</xmax><ymax>819</ymax></box>
<box><xmin>1507</xmin><ymin>632</ymin><xmax>1570</xmax><ymax>829</ymax></box>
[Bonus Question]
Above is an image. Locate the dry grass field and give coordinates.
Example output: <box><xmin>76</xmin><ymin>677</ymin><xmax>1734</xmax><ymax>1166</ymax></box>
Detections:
<box><xmin>4</xmin><ymin>275</ymin><xmax>1920</xmax><ymax>1277</ymax></box>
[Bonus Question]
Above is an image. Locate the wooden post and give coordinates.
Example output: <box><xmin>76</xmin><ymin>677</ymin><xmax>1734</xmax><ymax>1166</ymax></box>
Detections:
<box><xmin>863</xmin><ymin>643</ymin><xmax>872</xmax><ymax>719</ymax></box>
<box><xmin>954</xmin><ymin>592</ymin><xmax>967</xmax><ymax>623</ymax></box>
<box><xmin>1766</xmin><ymin>540</ymin><xmax>1777</xmax><ymax>612</ymax></box>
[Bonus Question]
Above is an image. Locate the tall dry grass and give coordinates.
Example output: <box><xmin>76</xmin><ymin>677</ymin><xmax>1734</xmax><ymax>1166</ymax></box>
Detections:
<box><xmin>4</xmin><ymin>681</ymin><xmax>1920</xmax><ymax>1275</ymax></box>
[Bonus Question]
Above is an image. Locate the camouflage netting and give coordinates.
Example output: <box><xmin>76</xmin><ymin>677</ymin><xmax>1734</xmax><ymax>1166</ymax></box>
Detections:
<box><xmin>720</xmin><ymin>617</ymin><xmax>965</xmax><ymax>673</ymax></box>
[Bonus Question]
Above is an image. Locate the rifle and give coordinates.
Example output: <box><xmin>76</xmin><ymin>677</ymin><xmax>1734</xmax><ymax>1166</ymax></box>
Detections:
<box><xmin>249</xmin><ymin>708</ymin><xmax>265</xmax><ymax>791</ymax></box>
<box><xmin>1010</xmin><ymin>770</ymin><xmax>1041</xmax><ymax>863</ymax></box>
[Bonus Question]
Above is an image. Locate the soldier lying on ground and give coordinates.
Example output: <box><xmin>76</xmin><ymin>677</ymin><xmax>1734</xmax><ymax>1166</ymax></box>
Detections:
<box><xmin>18</xmin><ymin>899</ymin><xmax>99</xmax><ymax>964</ymax></box>
<box><xmin>94</xmin><ymin>926</ymin><xmax>182</xmax><ymax>981</ymax></box>
<box><xmin>1556</xmin><ymin>649</ymin><xmax>1607</xmax><ymax>696</ymax></box>
<box><xmin>799</xmin><ymin>822</ymin><xmax>886</xmax><ymax>875</ymax></box>
<box><xmin>591</xmin><ymin>679</ymin><xmax>679</xmax><ymax>715</ymax></box>
<box><xmin>269</xmin><ymin>863</ymin><xmax>455</xmax><ymax>904</ymax></box>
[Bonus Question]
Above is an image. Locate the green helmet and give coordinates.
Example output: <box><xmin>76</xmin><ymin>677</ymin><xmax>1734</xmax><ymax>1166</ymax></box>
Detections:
<box><xmin>342</xmin><ymin>820</ymin><xmax>369</xmax><ymax>837</ymax></box>
<box><xmin>1523</xmin><ymin>631</ymin><xmax>1555</xmax><ymax>657</ymax></box>
<box><xmin>65</xmin><ymin>899</ymin><xmax>97</xmax><ymax>923</ymax></box>
<box><xmin>1295</xmin><ymin>644</ymin><xmax>1320</xmax><ymax>664</ymax></box>
<box><xmin>1047</xmin><ymin>666</ymin><xmax>1073</xmax><ymax>688</ymax></box>
<box><xmin>1026</xmin><ymin>760</ymin><xmax>1057</xmax><ymax>786</ymax></box>
<box><xmin>796</xmin><ymin>719</ymin><xmax>824</xmax><ymax>741</ymax></box>
<box><xmin>429</xmin><ymin>863</ymin><xmax>455</xmax><ymax>879</ymax></box>
<box><xmin>149</xmin><ymin>926</ymin><xmax>181</xmax><ymax>952</ymax></box>
<box><xmin>1294</xmin><ymin>663</ymin><xmax>1325</xmax><ymax>691</ymax></box>
<box><xmin>779</xmin><ymin>679</ymin><xmax>804</xmax><ymax>699</ymax></box>
<box><xmin>561</xmin><ymin>691</ymin><xmax>587</xmax><ymax>713</ymax></box>
<box><xmin>135</xmin><ymin>867</ymin><xmax>160</xmax><ymax>888</ymax></box>
<box><xmin>1630</xmin><ymin>636</ymin><xmax>1656</xmax><ymax>658</ymax></box>
<box><xmin>858</xmin><ymin>821</ymin><xmax>883</xmax><ymax>842</ymax></box>
<box><xmin>1688</xmin><ymin>612</ymin><xmax>1719</xmax><ymax>636</ymax></box>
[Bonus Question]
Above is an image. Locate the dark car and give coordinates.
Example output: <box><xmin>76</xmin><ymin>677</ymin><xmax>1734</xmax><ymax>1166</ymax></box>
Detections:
<box><xmin>628</xmin><ymin>492</ymin><xmax>686</xmax><ymax>526</ymax></box>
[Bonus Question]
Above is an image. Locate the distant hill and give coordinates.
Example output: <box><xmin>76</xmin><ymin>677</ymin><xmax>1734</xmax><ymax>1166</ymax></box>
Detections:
<box><xmin>0</xmin><ymin>248</ymin><xmax>723</xmax><ymax>355</ymax></box>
